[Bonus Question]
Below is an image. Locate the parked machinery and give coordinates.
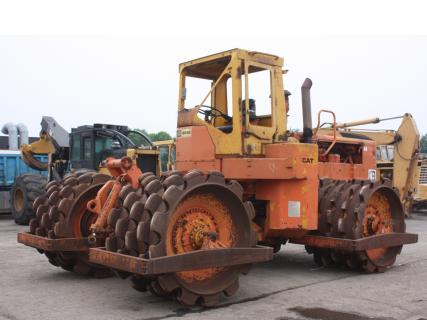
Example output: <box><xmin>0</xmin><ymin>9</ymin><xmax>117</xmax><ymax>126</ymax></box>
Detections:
<box><xmin>1</xmin><ymin>122</ymin><xmax>48</xmax><ymax>224</ymax></box>
<box><xmin>12</xmin><ymin>116</ymin><xmax>160</xmax><ymax>225</ymax></box>
<box><xmin>20</xmin><ymin>116</ymin><xmax>156</xmax><ymax>178</ymax></box>
<box><xmin>414</xmin><ymin>158</ymin><xmax>427</xmax><ymax>209</ymax></box>
<box><xmin>318</xmin><ymin>114</ymin><xmax>422</xmax><ymax>216</ymax></box>
<box><xmin>18</xmin><ymin>49</ymin><xmax>417</xmax><ymax>306</ymax></box>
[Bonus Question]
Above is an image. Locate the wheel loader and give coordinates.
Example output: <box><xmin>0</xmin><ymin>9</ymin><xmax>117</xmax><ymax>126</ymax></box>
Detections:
<box><xmin>11</xmin><ymin>116</ymin><xmax>166</xmax><ymax>225</ymax></box>
<box><xmin>18</xmin><ymin>49</ymin><xmax>417</xmax><ymax>306</ymax></box>
<box><xmin>318</xmin><ymin>113</ymin><xmax>423</xmax><ymax>216</ymax></box>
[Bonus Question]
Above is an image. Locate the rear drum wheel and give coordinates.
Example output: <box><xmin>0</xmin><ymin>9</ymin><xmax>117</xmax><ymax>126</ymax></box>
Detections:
<box><xmin>309</xmin><ymin>180</ymin><xmax>405</xmax><ymax>273</ymax></box>
<box><xmin>357</xmin><ymin>183</ymin><xmax>404</xmax><ymax>271</ymax></box>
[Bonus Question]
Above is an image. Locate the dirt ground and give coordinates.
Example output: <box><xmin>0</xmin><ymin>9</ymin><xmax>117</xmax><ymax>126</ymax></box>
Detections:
<box><xmin>1</xmin><ymin>212</ymin><xmax>426</xmax><ymax>320</ymax></box>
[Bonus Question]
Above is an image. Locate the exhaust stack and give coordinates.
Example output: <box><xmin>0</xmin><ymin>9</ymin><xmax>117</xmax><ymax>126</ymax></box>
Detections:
<box><xmin>17</xmin><ymin>123</ymin><xmax>29</xmax><ymax>146</ymax></box>
<box><xmin>1</xmin><ymin>122</ymin><xmax>18</xmax><ymax>150</ymax></box>
<box><xmin>301</xmin><ymin>78</ymin><xmax>313</xmax><ymax>143</ymax></box>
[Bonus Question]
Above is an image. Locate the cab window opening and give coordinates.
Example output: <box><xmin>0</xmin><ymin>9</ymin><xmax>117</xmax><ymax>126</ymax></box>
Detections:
<box><xmin>182</xmin><ymin>59</ymin><xmax>233</xmax><ymax>133</ymax></box>
<box><xmin>243</xmin><ymin>64</ymin><xmax>273</xmax><ymax>128</ymax></box>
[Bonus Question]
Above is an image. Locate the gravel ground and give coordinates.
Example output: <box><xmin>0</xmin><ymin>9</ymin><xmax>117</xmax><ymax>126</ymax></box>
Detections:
<box><xmin>1</xmin><ymin>212</ymin><xmax>426</xmax><ymax>320</ymax></box>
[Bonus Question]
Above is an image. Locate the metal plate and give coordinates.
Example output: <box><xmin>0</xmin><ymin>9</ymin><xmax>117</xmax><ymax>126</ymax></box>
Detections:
<box><xmin>89</xmin><ymin>246</ymin><xmax>273</xmax><ymax>276</ymax></box>
<box><xmin>290</xmin><ymin>232</ymin><xmax>418</xmax><ymax>251</ymax></box>
<box><xmin>17</xmin><ymin>232</ymin><xmax>90</xmax><ymax>252</ymax></box>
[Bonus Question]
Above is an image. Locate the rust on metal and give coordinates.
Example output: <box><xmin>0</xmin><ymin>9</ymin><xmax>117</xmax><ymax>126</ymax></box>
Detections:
<box><xmin>89</xmin><ymin>246</ymin><xmax>273</xmax><ymax>276</ymax></box>
<box><xmin>17</xmin><ymin>232</ymin><xmax>91</xmax><ymax>252</ymax></box>
<box><xmin>363</xmin><ymin>189</ymin><xmax>395</xmax><ymax>262</ymax></box>
<box><xmin>166</xmin><ymin>193</ymin><xmax>234</xmax><ymax>282</ymax></box>
<box><xmin>106</xmin><ymin>156</ymin><xmax>142</xmax><ymax>189</ymax></box>
<box><xmin>87</xmin><ymin>179</ymin><xmax>121</xmax><ymax>233</ymax></box>
<box><xmin>363</xmin><ymin>191</ymin><xmax>393</xmax><ymax>236</ymax></box>
<box><xmin>87</xmin><ymin>156</ymin><xmax>143</xmax><ymax>234</ymax></box>
<box><xmin>290</xmin><ymin>232</ymin><xmax>418</xmax><ymax>251</ymax></box>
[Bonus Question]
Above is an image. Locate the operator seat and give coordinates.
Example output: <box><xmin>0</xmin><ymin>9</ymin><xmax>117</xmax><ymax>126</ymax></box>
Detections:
<box><xmin>217</xmin><ymin>99</ymin><xmax>257</xmax><ymax>133</ymax></box>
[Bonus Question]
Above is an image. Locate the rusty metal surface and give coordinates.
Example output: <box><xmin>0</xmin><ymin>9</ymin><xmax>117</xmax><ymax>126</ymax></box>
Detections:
<box><xmin>89</xmin><ymin>246</ymin><xmax>273</xmax><ymax>276</ymax></box>
<box><xmin>146</xmin><ymin>170</ymin><xmax>259</xmax><ymax>305</ymax></box>
<box><xmin>165</xmin><ymin>193</ymin><xmax>236</xmax><ymax>283</ymax></box>
<box><xmin>291</xmin><ymin>232</ymin><xmax>418</xmax><ymax>251</ymax></box>
<box><xmin>17</xmin><ymin>232</ymin><xmax>91</xmax><ymax>252</ymax></box>
<box><xmin>88</xmin><ymin>156</ymin><xmax>143</xmax><ymax>235</ymax></box>
<box><xmin>310</xmin><ymin>179</ymin><xmax>409</xmax><ymax>272</ymax></box>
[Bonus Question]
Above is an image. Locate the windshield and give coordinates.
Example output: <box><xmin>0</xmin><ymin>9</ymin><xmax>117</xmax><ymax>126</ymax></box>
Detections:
<box><xmin>127</xmin><ymin>130</ymin><xmax>153</xmax><ymax>147</ymax></box>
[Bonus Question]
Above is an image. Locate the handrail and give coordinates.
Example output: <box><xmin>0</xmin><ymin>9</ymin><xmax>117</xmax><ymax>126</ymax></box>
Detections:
<box><xmin>315</xmin><ymin>109</ymin><xmax>337</xmax><ymax>157</ymax></box>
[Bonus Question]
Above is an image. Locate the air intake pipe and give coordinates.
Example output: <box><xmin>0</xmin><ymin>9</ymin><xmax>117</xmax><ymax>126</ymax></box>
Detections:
<box><xmin>1</xmin><ymin>122</ymin><xmax>18</xmax><ymax>150</ymax></box>
<box><xmin>301</xmin><ymin>78</ymin><xmax>313</xmax><ymax>143</ymax></box>
<box><xmin>16</xmin><ymin>123</ymin><xmax>29</xmax><ymax>146</ymax></box>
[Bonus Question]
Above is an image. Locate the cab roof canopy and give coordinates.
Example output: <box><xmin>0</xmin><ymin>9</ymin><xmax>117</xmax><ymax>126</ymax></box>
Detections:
<box><xmin>179</xmin><ymin>48</ymin><xmax>284</xmax><ymax>80</ymax></box>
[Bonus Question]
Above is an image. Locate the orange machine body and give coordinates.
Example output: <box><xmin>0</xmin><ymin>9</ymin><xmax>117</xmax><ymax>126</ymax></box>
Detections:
<box><xmin>175</xmin><ymin>126</ymin><xmax>376</xmax><ymax>240</ymax></box>
<box><xmin>88</xmin><ymin>157</ymin><xmax>143</xmax><ymax>234</ymax></box>
<box><xmin>175</xmin><ymin>49</ymin><xmax>378</xmax><ymax>243</ymax></box>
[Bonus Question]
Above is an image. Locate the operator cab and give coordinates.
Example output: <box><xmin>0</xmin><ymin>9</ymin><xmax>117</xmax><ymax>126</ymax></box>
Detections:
<box><xmin>70</xmin><ymin>124</ymin><xmax>153</xmax><ymax>171</ymax></box>
<box><xmin>377</xmin><ymin>145</ymin><xmax>395</xmax><ymax>161</ymax></box>
<box><xmin>177</xmin><ymin>49</ymin><xmax>286</xmax><ymax>156</ymax></box>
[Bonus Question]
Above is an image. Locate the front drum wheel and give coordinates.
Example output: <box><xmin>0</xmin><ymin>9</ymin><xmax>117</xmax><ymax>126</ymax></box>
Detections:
<box><xmin>149</xmin><ymin>171</ymin><xmax>256</xmax><ymax>306</ymax></box>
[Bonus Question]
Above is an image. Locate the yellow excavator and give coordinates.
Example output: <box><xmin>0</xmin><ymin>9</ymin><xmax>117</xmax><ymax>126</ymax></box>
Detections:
<box><xmin>318</xmin><ymin>113</ymin><xmax>422</xmax><ymax>216</ymax></box>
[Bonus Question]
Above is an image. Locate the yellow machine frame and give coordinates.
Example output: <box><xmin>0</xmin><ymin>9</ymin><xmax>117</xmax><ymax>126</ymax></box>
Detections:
<box><xmin>177</xmin><ymin>49</ymin><xmax>287</xmax><ymax>156</ymax></box>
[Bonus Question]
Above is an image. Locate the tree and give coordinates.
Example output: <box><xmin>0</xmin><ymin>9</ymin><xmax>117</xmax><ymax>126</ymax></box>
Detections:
<box><xmin>421</xmin><ymin>134</ymin><xmax>427</xmax><ymax>154</ymax></box>
<box><xmin>150</xmin><ymin>131</ymin><xmax>173</xmax><ymax>142</ymax></box>
<box><xmin>138</xmin><ymin>129</ymin><xmax>173</xmax><ymax>142</ymax></box>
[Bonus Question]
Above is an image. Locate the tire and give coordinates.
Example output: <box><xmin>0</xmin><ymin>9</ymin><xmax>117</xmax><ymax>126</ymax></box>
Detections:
<box><xmin>11</xmin><ymin>174</ymin><xmax>47</xmax><ymax>225</ymax></box>
<box><xmin>29</xmin><ymin>172</ymin><xmax>112</xmax><ymax>277</ymax></box>
<box><xmin>63</xmin><ymin>168</ymin><xmax>96</xmax><ymax>180</ymax></box>
<box><xmin>308</xmin><ymin>179</ymin><xmax>405</xmax><ymax>273</ymax></box>
<box><xmin>106</xmin><ymin>170</ymin><xmax>257</xmax><ymax>306</ymax></box>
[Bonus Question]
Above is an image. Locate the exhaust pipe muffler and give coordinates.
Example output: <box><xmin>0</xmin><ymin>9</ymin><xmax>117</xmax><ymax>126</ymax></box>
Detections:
<box><xmin>301</xmin><ymin>78</ymin><xmax>313</xmax><ymax>143</ymax></box>
<box><xmin>1</xmin><ymin>122</ymin><xmax>18</xmax><ymax>150</ymax></box>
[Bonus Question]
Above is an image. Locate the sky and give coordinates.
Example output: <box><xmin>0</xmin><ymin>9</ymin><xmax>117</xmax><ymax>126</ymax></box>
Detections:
<box><xmin>0</xmin><ymin>2</ymin><xmax>426</xmax><ymax>138</ymax></box>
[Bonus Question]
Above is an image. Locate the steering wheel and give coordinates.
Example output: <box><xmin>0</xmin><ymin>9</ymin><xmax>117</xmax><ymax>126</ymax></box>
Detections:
<box><xmin>197</xmin><ymin>105</ymin><xmax>231</xmax><ymax>122</ymax></box>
